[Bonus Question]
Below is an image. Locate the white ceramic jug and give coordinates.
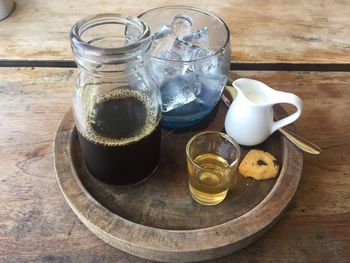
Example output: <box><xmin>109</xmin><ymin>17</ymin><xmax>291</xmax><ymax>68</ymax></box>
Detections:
<box><xmin>224</xmin><ymin>78</ymin><xmax>303</xmax><ymax>146</ymax></box>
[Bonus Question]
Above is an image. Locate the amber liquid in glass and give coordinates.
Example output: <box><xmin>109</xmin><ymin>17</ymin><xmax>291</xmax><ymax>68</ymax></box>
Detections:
<box><xmin>187</xmin><ymin>153</ymin><xmax>232</xmax><ymax>205</ymax></box>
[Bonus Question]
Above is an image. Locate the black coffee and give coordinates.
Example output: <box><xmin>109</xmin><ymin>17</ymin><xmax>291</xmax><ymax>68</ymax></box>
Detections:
<box><xmin>77</xmin><ymin>89</ymin><xmax>161</xmax><ymax>186</ymax></box>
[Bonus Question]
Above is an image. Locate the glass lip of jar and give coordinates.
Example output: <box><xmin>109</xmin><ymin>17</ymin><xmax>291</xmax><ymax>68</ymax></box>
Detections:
<box><xmin>70</xmin><ymin>13</ymin><xmax>151</xmax><ymax>59</ymax></box>
<box><xmin>138</xmin><ymin>5</ymin><xmax>231</xmax><ymax>64</ymax></box>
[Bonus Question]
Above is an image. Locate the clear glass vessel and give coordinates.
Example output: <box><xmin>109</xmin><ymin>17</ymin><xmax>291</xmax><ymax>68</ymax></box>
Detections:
<box><xmin>139</xmin><ymin>6</ymin><xmax>231</xmax><ymax>128</ymax></box>
<box><xmin>70</xmin><ymin>14</ymin><xmax>161</xmax><ymax>186</ymax></box>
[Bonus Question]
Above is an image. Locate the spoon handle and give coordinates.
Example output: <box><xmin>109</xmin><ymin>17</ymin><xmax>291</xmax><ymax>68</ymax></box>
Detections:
<box><xmin>278</xmin><ymin>128</ymin><xmax>321</xmax><ymax>155</ymax></box>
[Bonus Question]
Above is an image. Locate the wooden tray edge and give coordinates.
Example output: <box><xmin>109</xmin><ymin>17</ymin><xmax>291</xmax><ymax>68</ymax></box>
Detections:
<box><xmin>54</xmin><ymin>109</ymin><xmax>303</xmax><ymax>262</ymax></box>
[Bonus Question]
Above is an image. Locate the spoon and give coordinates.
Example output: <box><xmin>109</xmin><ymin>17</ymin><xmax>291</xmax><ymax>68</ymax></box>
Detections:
<box><xmin>221</xmin><ymin>86</ymin><xmax>321</xmax><ymax>155</ymax></box>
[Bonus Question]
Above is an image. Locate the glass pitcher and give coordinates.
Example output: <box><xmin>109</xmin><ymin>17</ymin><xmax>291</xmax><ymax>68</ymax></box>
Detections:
<box><xmin>70</xmin><ymin>14</ymin><xmax>161</xmax><ymax>186</ymax></box>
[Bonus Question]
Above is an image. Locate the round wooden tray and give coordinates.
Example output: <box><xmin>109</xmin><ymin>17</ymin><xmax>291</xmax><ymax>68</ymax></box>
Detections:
<box><xmin>54</xmin><ymin>102</ymin><xmax>303</xmax><ymax>262</ymax></box>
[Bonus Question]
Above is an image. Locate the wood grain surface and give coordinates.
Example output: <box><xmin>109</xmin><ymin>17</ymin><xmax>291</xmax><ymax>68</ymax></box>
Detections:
<box><xmin>0</xmin><ymin>0</ymin><xmax>349</xmax><ymax>63</ymax></box>
<box><xmin>0</xmin><ymin>68</ymin><xmax>349</xmax><ymax>262</ymax></box>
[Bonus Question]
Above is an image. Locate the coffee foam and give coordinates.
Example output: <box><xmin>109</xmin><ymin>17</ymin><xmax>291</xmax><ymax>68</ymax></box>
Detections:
<box><xmin>82</xmin><ymin>89</ymin><xmax>159</xmax><ymax>146</ymax></box>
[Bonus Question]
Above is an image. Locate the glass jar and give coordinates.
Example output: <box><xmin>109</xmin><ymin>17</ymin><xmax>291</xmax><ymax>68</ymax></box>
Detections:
<box><xmin>139</xmin><ymin>6</ymin><xmax>231</xmax><ymax>128</ymax></box>
<box><xmin>70</xmin><ymin>14</ymin><xmax>161</xmax><ymax>186</ymax></box>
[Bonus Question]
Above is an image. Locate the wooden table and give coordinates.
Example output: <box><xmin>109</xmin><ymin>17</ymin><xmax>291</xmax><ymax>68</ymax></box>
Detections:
<box><xmin>1</xmin><ymin>0</ymin><xmax>350</xmax><ymax>65</ymax></box>
<box><xmin>0</xmin><ymin>1</ymin><xmax>349</xmax><ymax>262</ymax></box>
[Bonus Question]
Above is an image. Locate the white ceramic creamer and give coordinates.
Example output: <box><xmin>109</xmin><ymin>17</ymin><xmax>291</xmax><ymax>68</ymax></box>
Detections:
<box><xmin>224</xmin><ymin>78</ymin><xmax>303</xmax><ymax>146</ymax></box>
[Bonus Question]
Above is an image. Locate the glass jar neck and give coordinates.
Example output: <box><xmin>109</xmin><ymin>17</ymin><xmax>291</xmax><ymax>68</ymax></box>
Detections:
<box><xmin>70</xmin><ymin>13</ymin><xmax>151</xmax><ymax>76</ymax></box>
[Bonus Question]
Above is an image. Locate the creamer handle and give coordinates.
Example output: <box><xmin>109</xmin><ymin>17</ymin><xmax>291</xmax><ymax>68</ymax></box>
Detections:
<box><xmin>271</xmin><ymin>92</ymin><xmax>303</xmax><ymax>133</ymax></box>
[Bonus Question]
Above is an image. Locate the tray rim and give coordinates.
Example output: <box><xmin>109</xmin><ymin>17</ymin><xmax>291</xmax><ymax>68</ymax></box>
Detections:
<box><xmin>54</xmin><ymin>108</ymin><xmax>303</xmax><ymax>262</ymax></box>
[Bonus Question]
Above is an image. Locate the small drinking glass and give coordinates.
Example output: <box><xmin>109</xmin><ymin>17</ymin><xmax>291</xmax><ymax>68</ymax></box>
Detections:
<box><xmin>186</xmin><ymin>131</ymin><xmax>240</xmax><ymax>205</ymax></box>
